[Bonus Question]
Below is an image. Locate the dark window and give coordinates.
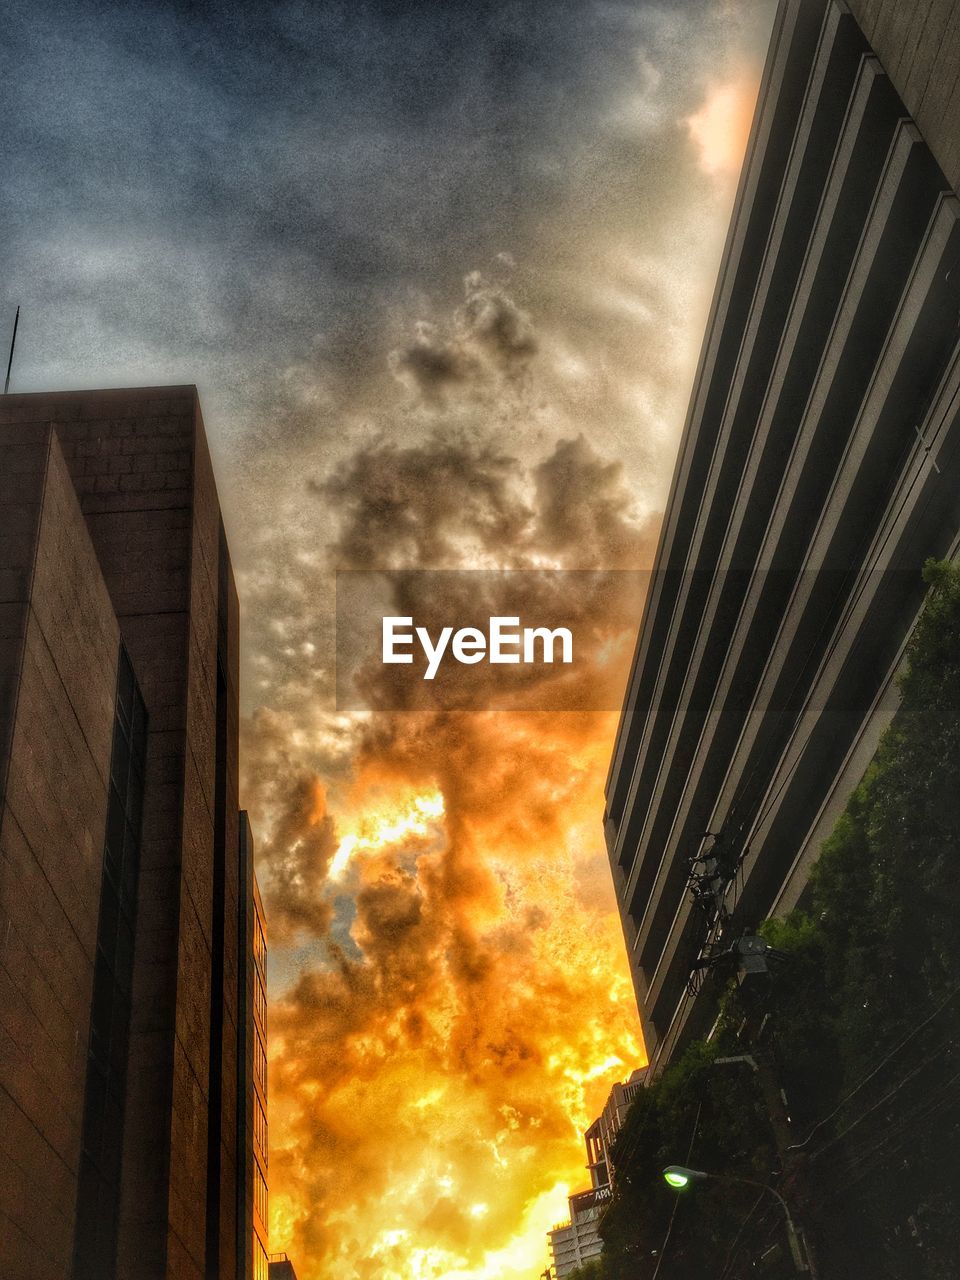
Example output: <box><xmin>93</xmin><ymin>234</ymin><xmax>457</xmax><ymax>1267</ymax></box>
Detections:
<box><xmin>72</xmin><ymin>647</ymin><xmax>147</xmax><ymax>1280</ymax></box>
<box><xmin>254</xmin><ymin>970</ymin><xmax>267</xmax><ymax>1031</ymax></box>
<box><xmin>254</xmin><ymin>1030</ymin><xmax>268</xmax><ymax>1097</ymax></box>
<box><xmin>254</xmin><ymin>1093</ymin><xmax>268</xmax><ymax>1164</ymax></box>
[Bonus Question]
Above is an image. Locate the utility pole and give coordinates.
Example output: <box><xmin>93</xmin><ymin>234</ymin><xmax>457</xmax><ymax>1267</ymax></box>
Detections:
<box><xmin>710</xmin><ymin>987</ymin><xmax>820</xmax><ymax>1276</ymax></box>
<box><xmin>714</xmin><ymin>1052</ymin><xmax>793</xmax><ymax>1158</ymax></box>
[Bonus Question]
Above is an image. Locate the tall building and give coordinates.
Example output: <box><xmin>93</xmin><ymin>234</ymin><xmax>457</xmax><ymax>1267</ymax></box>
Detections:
<box><xmin>605</xmin><ymin>0</ymin><xmax>960</xmax><ymax>1071</ymax></box>
<box><xmin>0</xmin><ymin>387</ymin><xmax>260</xmax><ymax>1280</ymax></box>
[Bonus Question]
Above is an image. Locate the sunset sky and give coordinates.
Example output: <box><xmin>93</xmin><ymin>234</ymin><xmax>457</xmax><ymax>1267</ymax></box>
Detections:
<box><xmin>2</xmin><ymin>1</ymin><xmax>772</xmax><ymax>1275</ymax></box>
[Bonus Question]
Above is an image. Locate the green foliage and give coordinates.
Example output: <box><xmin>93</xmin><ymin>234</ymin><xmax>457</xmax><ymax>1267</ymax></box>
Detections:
<box><xmin>802</xmin><ymin>558</ymin><xmax>960</xmax><ymax>1079</ymax></box>
<box><xmin>563</xmin><ymin>1260</ymin><xmax>607</xmax><ymax>1280</ymax></box>
<box><xmin>597</xmin><ymin>1036</ymin><xmax>777</xmax><ymax>1278</ymax></box>
<box><xmin>600</xmin><ymin>562</ymin><xmax>960</xmax><ymax>1279</ymax></box>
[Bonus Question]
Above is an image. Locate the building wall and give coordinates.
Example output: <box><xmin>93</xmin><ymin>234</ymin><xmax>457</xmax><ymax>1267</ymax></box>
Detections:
<box><xmin>548</xmin><ymin>1197</ymin><xmax>604</xmax><ymax>1278</ymax></box>
<box><xmin>253</xmin><ymin>864</ymin><xmax>270</xmax><ymax>1280</ymax></box>
<box><xmin>0</xmin><ymin>387</ymin><xmax>247</xmax><ymax>1280</ymax></box>
<box><xmin>217</xmin><ymin>525</ymin><xmax>243</xmax><ymax>1280</ymax></box>
<box><xmin>847</xmin><ymin>0</ymin><xmax>960</xmax><ymax>194</ymax></box>
<box><xmin>238</xmin><ymin>812</ymin><xmax>270</xmax><ymax>1280</ymax></box>
<box><xmin>605</xmin><ymin>0</ymin><xmax>960</xmax><ymax>1069</ymax></box>
<box><xmin>594</xmin><ymin>1070</ymin><xmax>647</xmax><ymax>1182</ymax></box>
<box><xmin>268</xmin><ymin>1259</ymin><xmax>298</xmax><ymax>1280</ymax></box>
<box><xmin>0</xmin><ymin>428</ymin><xmax>120</xmax><ymax>1278</ymax></box>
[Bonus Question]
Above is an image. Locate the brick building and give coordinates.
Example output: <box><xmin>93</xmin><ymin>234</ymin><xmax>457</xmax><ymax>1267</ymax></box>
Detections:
<box><xmin>0</xmin><ymin>386</ymin><xmax>265</xmax><ymax>1279</ymax></box>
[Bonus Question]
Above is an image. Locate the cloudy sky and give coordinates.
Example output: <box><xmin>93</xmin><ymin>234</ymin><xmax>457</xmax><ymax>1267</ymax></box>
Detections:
<box><xmin>2</xmin><ymin>0</ymin><xmax>773</xmax><ymax>1275</ymax></box>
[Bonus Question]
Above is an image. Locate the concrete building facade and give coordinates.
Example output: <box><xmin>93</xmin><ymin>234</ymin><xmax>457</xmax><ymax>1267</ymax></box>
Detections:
<box><xmin>268</xmin><ymin>1255</ymin><xmax>299</xmax><ymax>1280</ymax></box>
<box><xmin>605</xmin><ymin>0</ymin><xmax>960</xmax><ymax>1071</ymax></box>
<box><xmin>548</xmin><ymin>1188</ymin><xmax>608</xmax><ymax>1280</ymax></box>
<box><xmin>546</xmin><ymin>1071</ymin><xmax>645</xmax><ymax>1276</ymax></box>
<box><xmin>0</xmin><ymin>387</ymin><xmax>260</xmax><ymax>1280</ymax></box>
<box><xmin>584</xmin><ymin>1069</ymin><xmax>648</xmax><ymax>1188</ymax></box>
<box><xmin>238</xmin><ymin>814</ymin><xmax>270</xmax><ymax>1280</ymax></box>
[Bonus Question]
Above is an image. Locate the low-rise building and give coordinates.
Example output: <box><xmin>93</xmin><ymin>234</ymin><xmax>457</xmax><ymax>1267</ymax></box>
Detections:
<box><xmin>547</xmin><ymin>1070</ymin><xmax>646</xmax><ymax>1276</ymax></box>
<box><xmin>268</xmin><ymin>1253</ymin><xmax>299</xmax><ymax>1280</ymax></box>
<box><xmin>585</xmin><ymin>1068</ymin><xmax>648</xmax><ymax>1187</ymax></box>
<box><xmin>548</xmin><ymin>1187</ymin><xmax>609</xmax><ymax>1278</ymax></box>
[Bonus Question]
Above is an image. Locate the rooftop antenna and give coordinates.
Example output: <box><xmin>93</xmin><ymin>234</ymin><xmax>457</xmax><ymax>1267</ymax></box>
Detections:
<box><xmin>4</xmin><ymin>306</ymin><xmax>20</xmax><ymax>395</ymax></box>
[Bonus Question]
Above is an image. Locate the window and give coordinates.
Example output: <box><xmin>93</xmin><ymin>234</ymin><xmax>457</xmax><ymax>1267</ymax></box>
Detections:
<box><xmin>72</xmin><ymin>648</ymin><xmax>147</xmax><ymax>1280</ymax></box>
<box><xmin>254</xmin><ymin>1236</ymin><xmax>269</xmax><ymax>1280</ymax></box>
<box><xmin>254</xmin><ymin>1093</ymin><xmax>268</xmax><ymax>1164</ymax></box>
<box><xmin>254</xmin><ymin>1028</ymin><xmax>267</xmax><ymax>1096</ymax></box>
<box><xmin>254</xmin><ymin>1162</ymin><xmax>268</xmax><ymax>1228</ymax></box>
<box><xmin>254</xmin><ymin>970</ymin><xmax>267</xmax><ymax>1031</ymax></box>
<box><xmin>254</xmin><ymin>913</ymin><xmax>266</xmax><ymax>977</ymax></box>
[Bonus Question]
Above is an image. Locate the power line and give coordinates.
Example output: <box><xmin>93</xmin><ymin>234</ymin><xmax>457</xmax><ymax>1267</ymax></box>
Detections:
<box><xmin>712</xmin><ymin>363</ymin><xmax>960</xmax><ymax>933</ymax></box>
<box><xmin>787</xmin><ymin>981</ymin><xmax>960</xmax><ymax>1153</ymax></box>
<box><xmin>809</xmin><ymin>1037</ymin><xmax>959</xmax><ymax>1164</ymax></box>
<box><xmin>717</xmin><ymin>1191</ymin><xmax>769</xmax><ymax>1280</ymax></box>
<box><xmin>650</xmin><ymin>1101</ymin><xmax>702</xmax><ymax>1280</ymax></box>
<box><xmin>736</xmin><ymin>404</ymin><xmax>951</xmax><ymax>854</ymax></box>
<box><xmin>813</xmin><ymin>1062</ymin><xmax>960</xmax><ymax>1195</ymax></box>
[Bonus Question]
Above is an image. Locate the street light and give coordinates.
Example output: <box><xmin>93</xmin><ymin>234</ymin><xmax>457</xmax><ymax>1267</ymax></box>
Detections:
<box><xmin>661</xmin><ymin>1166</ymin><xmax>812</xmax><ymax>1275</ymax></box>
<box><xmin>662</xmin><ymin>1165</ymin><xmax>709</xmax><ymax>1189</ymax></box>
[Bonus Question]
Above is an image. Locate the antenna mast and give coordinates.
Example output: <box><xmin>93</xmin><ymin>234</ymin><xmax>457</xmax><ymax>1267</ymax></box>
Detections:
<box><xmin>4</xmin><ymin>306</ymin><xmax>20</xmax><ymax>395</ymax></box>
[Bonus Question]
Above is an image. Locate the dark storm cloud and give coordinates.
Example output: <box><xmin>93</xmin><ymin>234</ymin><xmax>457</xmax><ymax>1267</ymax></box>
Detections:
<box><xmin>316</xmin><ymin>434</ymin><xmax>530</xmax><ymax>569</ymax></box>
<box><xmin>534</xmin><ymin>436</ymin><xmax>648</xmax><ymax>567</ymax></box>
<box><xmin>390</xmin><ymin>273</ymin><xmax>538</xmax><ymax>401</ymax></box>
<box><xmin>0</xmin><ymin>0</ymin><xmax>760</xmax><ymax>428</ymax></box>
<box><xmin>255</xmin><ymin>774</ymin><xmax>338</xmax><ymax>942</ymax></box>
<box><xmin>319</xmin><ymin>428</ymin><xmax>654</xmax><ymax>573</ymax></box>
<box><xmin>391</xmin><ymin>326</ymin><xmax>475</xmax><ymax>401</ymax></box>
<box><xmin>459</xmin><ymin>273</ymin><xmax>538</xmax><ymax>370</ymax></box>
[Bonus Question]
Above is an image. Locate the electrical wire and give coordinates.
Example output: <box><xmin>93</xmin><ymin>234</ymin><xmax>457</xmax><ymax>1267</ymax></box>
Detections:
<box><xmin>727</xmin><ymin>310</ymin><xmax>960</xmax><ymax>849</ymax></box>
<box><xmin>650</xmin><ymin>1101</ymin><xmax>702</xmax><ymax>1280</ymax></box>
<box><xmin>612</xmin><ymin>345</ymin><xmax>960</xmax><ymax>1267</ymax></box>
<box><xmin>717</xmin><ymin>1191</ymin><xmax>768</xmax><ymax>1279</ymax></box>
<box><xmin>812</xmin><ymin>1062</ymin><xmax>960</xmax><ymax>1195</ymax></box>
<box><xmin>733</xmin><ymin>409</ymin><xmax>948</xmax><ymax>857</ymax></box>
<box><xmin>787</xmin><ymin>980</ymin><xmax>960</xmax><ymax>1152</ymax></box>
<box><xmin>715</xmin><ymin>351</ymin><xmax>960</xmax><ymax>932</ymax></box>
<box><xmin>808</xmin><ymin>1037</ymin><xmax>959</xmax><ymax>1163</ymax></box>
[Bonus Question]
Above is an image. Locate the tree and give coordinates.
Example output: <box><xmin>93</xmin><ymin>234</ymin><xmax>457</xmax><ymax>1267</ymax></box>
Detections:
<box><xmin>599</xmin><ymin>562</ymin><xmax>960</xmax><ymax>1279</ymax></box>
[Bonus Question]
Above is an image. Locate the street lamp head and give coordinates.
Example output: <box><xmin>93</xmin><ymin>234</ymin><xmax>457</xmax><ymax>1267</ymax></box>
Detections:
<box><xmin>662</xmin><ymin>1165</ymin><xmax>710</xmax><ymax>1190</ymax></box>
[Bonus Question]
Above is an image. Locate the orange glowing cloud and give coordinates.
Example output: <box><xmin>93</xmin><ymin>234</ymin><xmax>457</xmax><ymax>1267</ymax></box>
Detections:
<box><xmin>685</xmin><ymin>75</ymin><xmax>759</xmax><ymax>176</ymax></box>
<box><xmin>239</xmin><ymin>288</ymin><xmax>662</xmax><ymax>1280</ymax></box>
<box><xmin>265</xmin><ymin>709</ymin><xmax>645</xmax><ymax>1280</ymax></box>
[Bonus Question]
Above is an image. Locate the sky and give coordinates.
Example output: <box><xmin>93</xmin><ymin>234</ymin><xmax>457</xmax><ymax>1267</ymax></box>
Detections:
<box><xmin>1</xmin><ymin>1</ymin><xmax>773</xmax><ymax>1276</ymax></box>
